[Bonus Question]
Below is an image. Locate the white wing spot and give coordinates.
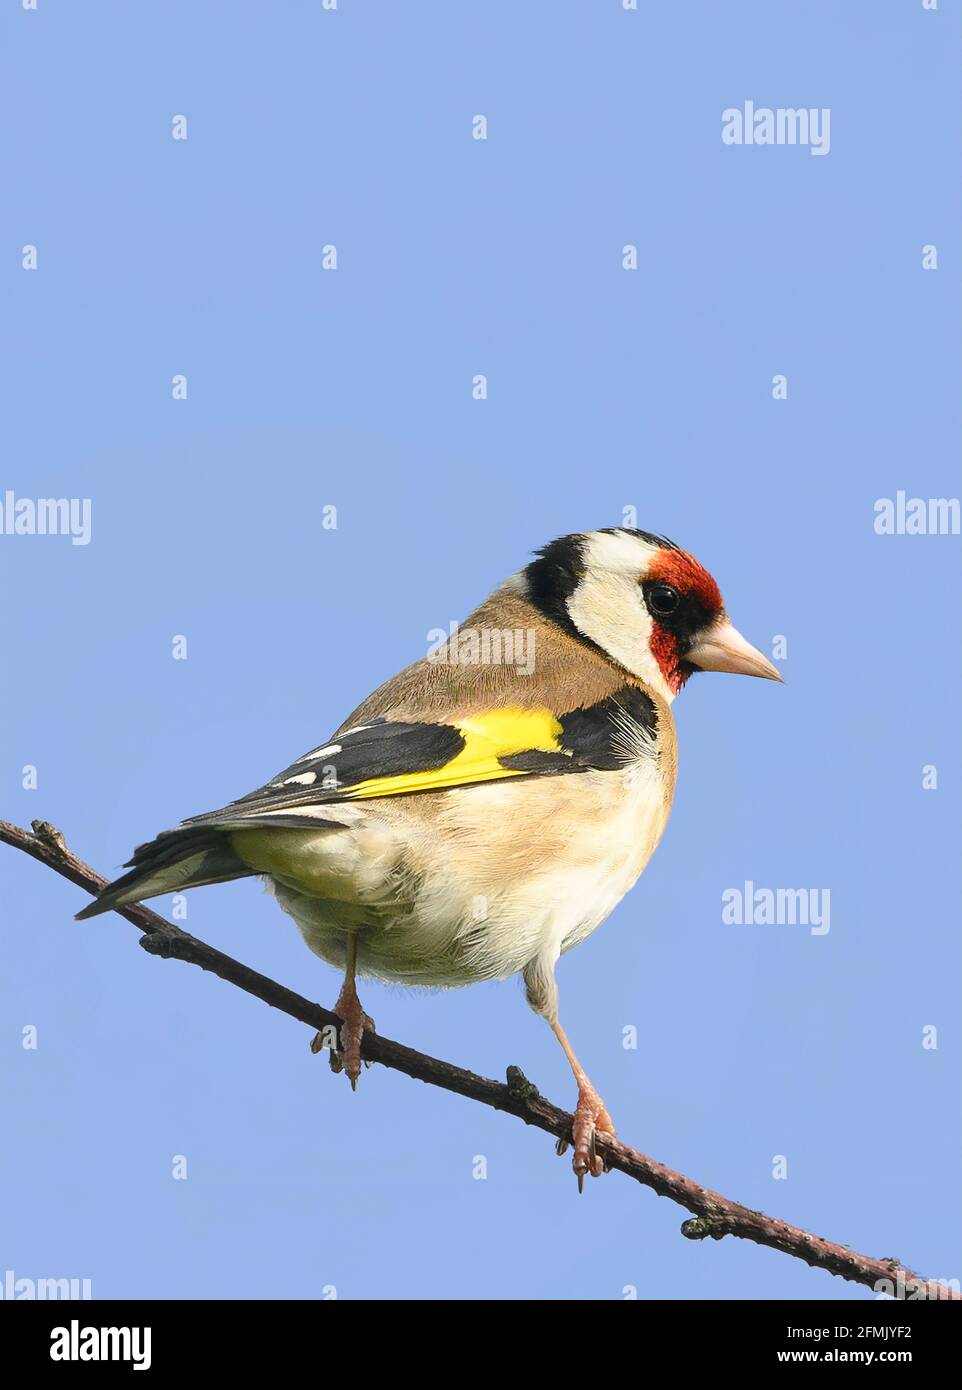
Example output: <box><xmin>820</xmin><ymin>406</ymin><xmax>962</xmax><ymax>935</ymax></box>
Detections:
<box><xmin>295</xmin><ymin>742</ymin><xmax>342</xmax><ymax>764</ymax></box>
<box><xmin>284</xmin><ymin>770</ymin><xmax>318</xmax><ymax>786</ymax></box>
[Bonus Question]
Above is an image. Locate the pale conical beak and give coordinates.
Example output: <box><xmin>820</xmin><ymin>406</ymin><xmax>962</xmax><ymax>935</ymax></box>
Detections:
<box><xmin>687</xmin><ymin>619</ymin><xmax>783</xmax><ymax>681</ymax></box>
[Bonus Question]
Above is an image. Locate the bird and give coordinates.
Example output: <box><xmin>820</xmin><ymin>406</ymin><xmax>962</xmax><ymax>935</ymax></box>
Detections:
<box><xmin>77</xmin><ymin>528</ymin><xmax>780</xmax><ymax>1186</ymax></box>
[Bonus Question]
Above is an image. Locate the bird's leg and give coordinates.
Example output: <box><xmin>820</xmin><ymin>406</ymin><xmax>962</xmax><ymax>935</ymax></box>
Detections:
<box><xmin>523</xmin><ymin>956</ymin><xmax>615</xmax><ymax>1190</ymax></box>
<box><xmin>550</xmin><ymin>1018</ymin><xmax>616</xmax><ymax>1192</ymax></box>
<box><xmin>310</xmin><ymin>931</ymin><xmax>375</xmax><ymax>1090</ymax></box>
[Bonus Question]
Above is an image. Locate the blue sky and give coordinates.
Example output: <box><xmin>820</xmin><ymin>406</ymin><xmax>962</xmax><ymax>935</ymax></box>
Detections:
<box><xmin>1</xmin><ymin>1</ymin><xmax>959</xmax><ymax>1300</ymax></box>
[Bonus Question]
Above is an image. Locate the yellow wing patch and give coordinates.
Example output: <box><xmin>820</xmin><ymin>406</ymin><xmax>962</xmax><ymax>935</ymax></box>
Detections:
<box><xmin>343</xmin><ymin>707</ymin><xmax>564</xmax><ymax>800</ymax></box>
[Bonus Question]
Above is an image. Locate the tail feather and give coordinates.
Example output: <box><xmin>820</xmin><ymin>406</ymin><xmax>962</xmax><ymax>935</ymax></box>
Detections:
<box><xmin>75</xmin><ymin>827</ymin><xmax>252</xmax><ymax>920</ymax></box>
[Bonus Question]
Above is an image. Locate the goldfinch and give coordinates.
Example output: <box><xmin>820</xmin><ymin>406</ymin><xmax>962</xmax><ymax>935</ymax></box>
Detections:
<box><xmin>78</xmin><ymin>528</ymin><xmax>780</xmax><ymax>1185</ymax></box>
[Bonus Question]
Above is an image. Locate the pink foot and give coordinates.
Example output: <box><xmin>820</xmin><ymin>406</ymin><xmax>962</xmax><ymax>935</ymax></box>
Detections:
<box><xmin>556</xmin><ymin>1083</ymin><xmax>616</xmax><ymax>1192</ymax></box>
<box><xmin>310</xmin><ymin>983</ymin><xmax>375</xmax><ymax>1091</ymax></box>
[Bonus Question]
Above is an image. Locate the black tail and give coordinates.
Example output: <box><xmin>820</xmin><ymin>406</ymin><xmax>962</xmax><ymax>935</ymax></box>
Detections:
<box><xmin>75</xmin><ymin>827</ymin><xmax>252</xmax><ymax>920</ymax></box>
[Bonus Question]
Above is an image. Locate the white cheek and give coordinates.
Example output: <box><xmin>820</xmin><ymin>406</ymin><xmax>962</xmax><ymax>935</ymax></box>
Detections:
<box><xmin>565</xmin><ymin>573</ymin><xmax>675</xmax><ymax>702</ymax></box>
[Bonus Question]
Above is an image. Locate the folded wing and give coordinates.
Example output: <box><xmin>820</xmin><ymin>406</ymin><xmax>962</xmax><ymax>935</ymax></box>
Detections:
<box><xmin>76</xmin><ymin>690</ymin><xmax>657</xmax><ymax>919</ymax></box>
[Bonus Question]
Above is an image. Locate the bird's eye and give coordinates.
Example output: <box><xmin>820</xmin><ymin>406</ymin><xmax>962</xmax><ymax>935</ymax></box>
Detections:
<box><xmin>646</xmin><ymin>584</ymin><xmax>680</xmax><ymax>618</ymax></box>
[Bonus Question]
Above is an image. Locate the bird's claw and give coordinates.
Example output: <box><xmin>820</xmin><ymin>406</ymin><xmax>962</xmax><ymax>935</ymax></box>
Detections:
<box><xmin>568</xmin><ymin>1084</ymin><xmax>615</xmax><ymax>1191</ymax></box>
<box><xmin>310</xmin><ymin>994</ymin><xmax>375</xmax><ymax>1091</ymax></box>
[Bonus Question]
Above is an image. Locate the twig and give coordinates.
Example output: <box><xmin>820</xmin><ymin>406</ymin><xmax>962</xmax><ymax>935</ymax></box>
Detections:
<box><xmin>2</xmin><ymin>817</ymin><xmax>956</xmax><ymax>1301</ymax></box>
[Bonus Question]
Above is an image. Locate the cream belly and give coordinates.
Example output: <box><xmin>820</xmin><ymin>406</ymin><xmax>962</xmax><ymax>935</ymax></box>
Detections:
<box><xmin>242</xmin><ymin>749</ymin><xmax>674</xmax><ymax>990</ymax></box>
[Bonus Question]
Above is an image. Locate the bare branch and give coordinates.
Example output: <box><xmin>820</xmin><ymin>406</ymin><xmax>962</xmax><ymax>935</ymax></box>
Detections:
<box><xmin>2</xmin><ymin>817</ymin><xmax>955</xmax><ymax>1301</ymax></box>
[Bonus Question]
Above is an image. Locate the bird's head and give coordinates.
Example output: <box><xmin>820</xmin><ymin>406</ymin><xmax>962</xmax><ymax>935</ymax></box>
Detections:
<box><xmin>512</xmin><ymin>527</ymin><xmax>781</xmax><ymax>702</ymax></box>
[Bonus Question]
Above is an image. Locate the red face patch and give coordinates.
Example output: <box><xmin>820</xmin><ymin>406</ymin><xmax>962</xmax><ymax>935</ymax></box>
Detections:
<box><xmin>647</xmin><ymin>548</ymin><xmax>723</xmax><ymax>614</ymax></box>
<box><xmin>648</xmin><ymin>626</ymin><xmax>686</xmax><ymax>694</ymax></box>
<box><xmin>644</xmin><ymin>549</ymin><xmax>724</xmax><ymax>694</ymax></box>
